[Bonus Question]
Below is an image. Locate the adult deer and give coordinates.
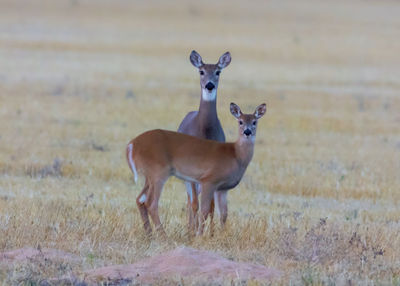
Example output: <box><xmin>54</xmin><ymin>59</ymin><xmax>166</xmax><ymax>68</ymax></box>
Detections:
<box><xmin>178</xmin><ymin>50</ymin><xmax>231</xmax><ymax>231</ymax></box>
<box><xmin>126</xmin><ymin>103</ymin><xmax>266</xmax><ymax>235</ymax></box>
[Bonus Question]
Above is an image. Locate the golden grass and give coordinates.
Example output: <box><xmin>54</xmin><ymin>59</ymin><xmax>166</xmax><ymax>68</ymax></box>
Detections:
<box><xmin>1</xmin><ymin>0</ymin><xmax>400</xmax><ymax>284</ymax></box>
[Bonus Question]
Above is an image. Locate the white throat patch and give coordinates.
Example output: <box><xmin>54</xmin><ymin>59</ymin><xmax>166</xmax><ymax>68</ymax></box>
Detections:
<box><xmin>202</xmin><ymin>89</ymin><xmax>217</xmax><ymax>101</ymax></box>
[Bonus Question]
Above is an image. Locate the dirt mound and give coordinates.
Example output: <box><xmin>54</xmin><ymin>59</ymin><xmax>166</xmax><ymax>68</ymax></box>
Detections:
<box><xmin>0</xmin><ymin>247</ymin><xmax>80</xmax><ymax>265</ymax></box>
<box><xmin>84</xmin><ymin>247</ymin><xmax>281</xmax><ymax>284</ymax></box>
<box><xmin>0</xmin><ymin>247</ymin><xmax>280</xmax><ymax>284</ymax></box>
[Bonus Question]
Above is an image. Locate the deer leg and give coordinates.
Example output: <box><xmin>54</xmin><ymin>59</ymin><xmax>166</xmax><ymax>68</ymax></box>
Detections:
<box><xmin>192</xmin><ymin>183</ymin><xmax>200</xmax><ymax>231</ymax></box>
<box><xmin>186</xmin><ymin>186</ymin><xmax>193</xmax><ymax>232</ymax></box>
<box><xmin>136</xmin><ymin>180</ymin><xmax>151</xmax><ymax>234</ymax></box>
<box><xmin>185</xmin><ymin>182</ymin><xmax>197</xmax><ymax>234</ymax></box>
<box><xmin>216</xmin><ymin>190</ymin><xmax>228</xmax><ymax>227</ymax></box>
<box><xmin>197</xmin><ymin>183</ymin><xmax>216</xmax><ymax>236</ymax></box>
<box><xmin>209</xmin><ymin>197</ymin><xmax>215</xmax><ymax>237</ymax></box>
<box><xmin>146</xmin><ymin>179</ymin><xmax>167</xmax><ymax>238</ymax></box>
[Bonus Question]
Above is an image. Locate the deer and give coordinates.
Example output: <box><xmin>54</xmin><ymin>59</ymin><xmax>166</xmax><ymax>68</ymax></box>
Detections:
<box><xmin>178</xmin><ymin>50</ymin><xmax>231</xmax><ymax>232</ymax></box>
<box><xmin>126</xmin><ymin>102</ymin><xmax>267</xmax><ymax>236</ymax></box>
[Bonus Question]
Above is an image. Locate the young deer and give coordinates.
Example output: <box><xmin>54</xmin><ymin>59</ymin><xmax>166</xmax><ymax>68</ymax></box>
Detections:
<box><xmin>126</xmin><ymin>103</ymin><xmax>266</xmax><ymax>235</ymax></box>
<box><xmin>178</xmin><ymin>50</ymin><xmax>231</xmax><ymax>231</ymax></box>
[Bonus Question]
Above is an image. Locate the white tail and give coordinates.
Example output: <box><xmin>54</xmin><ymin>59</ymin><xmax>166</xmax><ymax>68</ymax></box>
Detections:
<box><xmin>126</xmin><ymin>143</ymin><xmax>138</xmax><ymax>183</ymax></box>
<box><xmin>127</xmin><ymin>103</ymin><xmax>267</xmax><ymax>236</ymax></box>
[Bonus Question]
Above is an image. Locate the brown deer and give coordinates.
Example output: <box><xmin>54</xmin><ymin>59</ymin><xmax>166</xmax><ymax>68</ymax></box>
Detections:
<box><xmin>178</xmin><ymin>50</ymin><xmax>231</xmax><ymax>232</ymax></box>
<box><xmin>126</xmin><ymin>103</ymin><xmax>266</xmax><ymax>235</ymax></box>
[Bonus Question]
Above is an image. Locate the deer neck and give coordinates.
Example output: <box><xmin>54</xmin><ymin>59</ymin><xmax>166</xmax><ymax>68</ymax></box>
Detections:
<box><xmin>234</xmin><ymin>137</ymin><xmax>255</xmax><ymax>167</ymax></box>
<box><xmin>198</xmin><ymin>90</ymin><xmax>218</xmax><ymax>125</ymax></box>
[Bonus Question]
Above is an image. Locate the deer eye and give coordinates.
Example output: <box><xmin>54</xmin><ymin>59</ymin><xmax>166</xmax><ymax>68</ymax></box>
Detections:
<box><xmin>253</xmin><ymin>121</ymin><xmax>257</xmax><ymax>125</ymax></box>
<box><xmin>216</xmin><ymin>71</ymin><xmax>221</xmax><ymax>76</ymax></box>
<box><xmin>199</xmin><ymin>71</ymin><xmax>204</xmax><ymax>75</ymax></box>
<box><xmin>239</xmin><ymin>120</ymin><xmax>243</xmax><ymax>125</ymax></box>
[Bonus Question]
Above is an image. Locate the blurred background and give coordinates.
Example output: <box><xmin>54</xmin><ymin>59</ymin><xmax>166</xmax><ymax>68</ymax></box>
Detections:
<box><xmin>1</xmin><ymin>0</ymin><xmax>399</xmax><ymax>199</ymax></box>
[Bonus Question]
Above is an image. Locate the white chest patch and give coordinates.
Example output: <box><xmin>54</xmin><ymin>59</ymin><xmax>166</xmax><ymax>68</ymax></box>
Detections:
<box><xmin>202</xmin><ymin>89</ymin><xmax>217</xmax><ymax>101</ymax></box>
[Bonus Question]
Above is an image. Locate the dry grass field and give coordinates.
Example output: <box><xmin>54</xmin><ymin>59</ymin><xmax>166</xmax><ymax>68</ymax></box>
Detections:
<box><xmin>1</xmin><ymin>0</ymin><xmax>400</xmax><ymax>284</ymax></box>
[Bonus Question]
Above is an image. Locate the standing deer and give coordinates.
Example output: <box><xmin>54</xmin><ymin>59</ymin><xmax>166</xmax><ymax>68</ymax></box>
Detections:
<box><xmin>178</xmin><ymin>50</ymin><xmax>231</xmax><ymax>231</ymax></box>
<box><xmin>126</xmin><ymin>103</ymin><xmax>266</xmax><ymax>235</ymax></box>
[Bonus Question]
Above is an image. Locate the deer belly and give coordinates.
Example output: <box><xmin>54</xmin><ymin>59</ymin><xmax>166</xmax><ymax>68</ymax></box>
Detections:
<box><xmin>173</xmin><ymin>170</ymin><xmax>200</xmax><ymax>184</ymax></box>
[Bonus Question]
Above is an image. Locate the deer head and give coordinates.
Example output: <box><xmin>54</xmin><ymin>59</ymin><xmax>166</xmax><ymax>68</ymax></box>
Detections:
<box><xmin>190</xmin><ymin>50</ymin><xmax>231</xmax><ymax>101</ymax></box>
<box><xmin>230</xmin><ymin>103</ymin><xmax>267</xmax><ymax>142</ymax></box>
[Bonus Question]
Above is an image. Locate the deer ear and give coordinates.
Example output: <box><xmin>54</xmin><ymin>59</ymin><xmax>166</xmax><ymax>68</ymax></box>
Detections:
<box><xmin>230</xmin><ymin>102</ymin><xmax>241</xmax><ymax>118</ymax></box>
<box><xmin>190</xmin><ymin>50</ymin><xmax>203</xmax><ymax>68</ymax></box>
<box><xmin>218</xmin><ymin>52</ymin><xmax>231</xmax><ymax>69</ymax></box>
<box><xmin>254</xmin><ymin>103</ymin><xmax>267</xmax><ymax>119</ymax></box>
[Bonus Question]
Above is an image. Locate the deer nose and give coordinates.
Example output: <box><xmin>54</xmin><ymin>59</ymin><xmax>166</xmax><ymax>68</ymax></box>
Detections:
<box><xmin>205</xmin><ymin>82</ymin><xmax>215</xmax><ymax>91</ymax></box>
<box><xmin>244</xmin><ymin>129</ymin><xmax>252</xmax><ymax>136</ymax></box>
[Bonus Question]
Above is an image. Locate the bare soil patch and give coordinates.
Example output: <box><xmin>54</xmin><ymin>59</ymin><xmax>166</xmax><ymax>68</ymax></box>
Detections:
<box><xmin>0</xmin><ymin>246</ymin><xmax>280</xmax><ymax>284</ymax></box>
<box><xmin>83</xmin><ymin>246</ymin><xmax>281</xmax><ymax>284</ymax></box>
<box><xmin>0</xmin><ymin>247</ymin><xmax>81</xmax><ymax>265</ymax></box>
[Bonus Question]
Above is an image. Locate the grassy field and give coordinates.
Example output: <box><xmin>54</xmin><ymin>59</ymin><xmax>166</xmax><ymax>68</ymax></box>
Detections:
<box><xmin>1</xmin><ymin>0</ymin><xmax>400</xmax><ymax>284</ymax></box>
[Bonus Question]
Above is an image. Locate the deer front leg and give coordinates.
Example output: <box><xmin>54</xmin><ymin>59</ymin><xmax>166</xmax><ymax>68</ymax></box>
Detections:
<box><xmin>216</xmin><ymin>190</ymin><xmax>228</xmax><ymax>227</ymax></box>
<box><xmin>197</xmin><ymin>183</ymin><xmax>216</xmax><ymax>236</ymax></box>
<box><xmin>209</xmin><ymin>197</ymin><xmax>215</xmax><ymax>237</ymax></box>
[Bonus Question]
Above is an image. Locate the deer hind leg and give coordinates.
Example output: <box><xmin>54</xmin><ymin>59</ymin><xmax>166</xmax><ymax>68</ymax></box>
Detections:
<box><xmin>146</xmin><ymin>179</ymin><xmax>167</xmax><ymax>238</ymax></box>
<box><xmin>136</xmin><ymin>179</ymin><xmax>151</xmax><ymax>234</ymax></box>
